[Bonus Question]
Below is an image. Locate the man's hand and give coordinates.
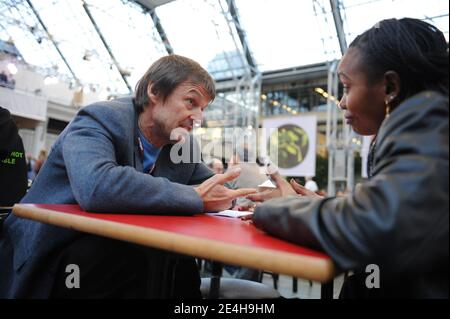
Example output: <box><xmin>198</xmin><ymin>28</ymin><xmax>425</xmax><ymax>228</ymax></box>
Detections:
<box><xmin>195</xmin><ymin>168</ymin><xmax>257</xmax><ymax>213</ymax></box>
<box><xmin>246</xmin><ymin>172</ymin><xmax>297</xmax><ymax>203</ymax></box>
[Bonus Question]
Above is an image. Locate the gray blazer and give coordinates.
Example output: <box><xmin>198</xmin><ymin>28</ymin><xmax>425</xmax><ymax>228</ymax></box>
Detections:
<box><xmin>0</xmin><ymin>97</ymin><xmax>214</xmax><ymax>298</ymax></box>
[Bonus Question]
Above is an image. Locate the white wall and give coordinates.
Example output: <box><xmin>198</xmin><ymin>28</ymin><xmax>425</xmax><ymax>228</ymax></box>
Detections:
<box><xmin>10</xmin><ymin>65</ymin><xmax>113</xmax><ymax>158</ymax></box>
<box><xmin>13</xmin><ymin>67</ymin><xmax>43</xmax><ymax>93</ymax></box>
<box><xmin>0</xmin><ymin>86</ymin><xmax>47</xmax><ymax>121</ymax></box>
<box><xmin>13</xmin><ymin>65</ymin><xmax>103</xmax><ymax>108</ymax></box>
<box><xmin>18</xmin><ymin>129</ymin><xmax>35</xmax><ymax>156</ymax></box>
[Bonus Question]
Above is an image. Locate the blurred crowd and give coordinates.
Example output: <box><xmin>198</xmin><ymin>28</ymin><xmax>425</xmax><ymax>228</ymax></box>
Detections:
<box><xmin>25</xmin><ymin>149</ymin><xmax>47</xmax><ymax>184</ymax></box>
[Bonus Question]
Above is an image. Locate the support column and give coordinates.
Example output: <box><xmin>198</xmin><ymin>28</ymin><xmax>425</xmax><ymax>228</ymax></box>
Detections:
<box><xmin>32</xmin><ymin>120</ymin><xmax>47</xmax><ymax>158</ymax></box>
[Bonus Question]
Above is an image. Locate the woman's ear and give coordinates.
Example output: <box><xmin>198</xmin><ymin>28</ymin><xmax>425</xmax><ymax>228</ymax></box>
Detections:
<box><xmin>383</xmin><ymin>71</ymin><xmax>401</xmax><ymax>103</ymax></box>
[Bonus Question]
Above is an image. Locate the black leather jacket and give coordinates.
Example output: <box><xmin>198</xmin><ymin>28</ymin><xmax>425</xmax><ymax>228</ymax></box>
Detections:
<box><xmin>253</xmin><ymin>91</ymin><xmax>449</xmax><ymax>298</ymax></box>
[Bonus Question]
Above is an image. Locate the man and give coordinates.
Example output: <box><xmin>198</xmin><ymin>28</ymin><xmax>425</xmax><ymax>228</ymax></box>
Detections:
<box><xmin>0</xmin><ymin>107</ymin><xmax>27</xmax><ymax>208</ymax></box>
<box><xmin>0</xmin><ymin>55</ymin><xmax>255</xmax><ymax>298</ymax></box>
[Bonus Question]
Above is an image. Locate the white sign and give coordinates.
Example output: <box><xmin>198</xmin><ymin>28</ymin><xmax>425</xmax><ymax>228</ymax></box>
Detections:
<box><xmin>262</xmin><ymin>116</ymin><xmax>317</xmax><ymax>177</ymax></box>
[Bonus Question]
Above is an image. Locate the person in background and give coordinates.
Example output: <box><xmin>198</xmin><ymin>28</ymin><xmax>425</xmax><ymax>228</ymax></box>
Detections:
<box><xmin>0</xmin><ymin>70</ymin><xmax>15</xmax><ymax>89</ymax></box>
<box><xmin>0</xmin><ymin>55</ymin><xmax>255</xmax><ymax>299</ymax></box>
<box><xmin>207</xmin><ymin>157</ymin><xmax>224</xmax><ymax>175</ymax></box>
<box><xmin>0</xmin><ymin>107</ymin><xmax>27</xmax><ymax>208</ymax></box>
<box><xmin>25</xmin><ymin>153</ymin><xmax>36</xmax><ymax>182</ymax></box>
<box><xmin>33</xmin><ymin>149</ymin><xmax>47</xmax><ymax>176</ymax></box>
<box><xmin>248</xmin><ymin>18</ymin><xmax>449</xmax><ymax>298</ymax></box>
<box><xmin>0</xmin><ymin>71</ymin><xmax>7</xmax><ymax>85</ymax></box>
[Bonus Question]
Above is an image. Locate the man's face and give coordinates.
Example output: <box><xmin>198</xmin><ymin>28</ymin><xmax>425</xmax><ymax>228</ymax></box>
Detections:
<box><xmin>149</xmin><ymin>81</ymin><xmax>211</xmax><ymax>144</ymax></box>
<box><xmin>337</xmin><ymin>48</ymin><xmax>386</xmax><ymax>136</ymax></box>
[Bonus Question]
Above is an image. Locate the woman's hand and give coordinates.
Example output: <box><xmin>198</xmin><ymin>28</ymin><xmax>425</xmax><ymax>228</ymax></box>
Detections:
<box><xmin>246</xmin><ymin>173</ymin><xmax>324</xmax><ymax>204</ymax></box>
<box><xmin>246</xmin><ymin>172</ymin><xmax>297</xmax><ymax>203</ymax></box>
<box><xmin>289</xmin><ymin>179</ymin><xmax>324</xmax><ymax>199</ymax></box>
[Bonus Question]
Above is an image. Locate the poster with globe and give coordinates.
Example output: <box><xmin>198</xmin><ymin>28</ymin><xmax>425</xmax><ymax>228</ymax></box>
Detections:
<box><xmin>261</xmin><ymin>116</ymin><xmax>317</xmax><ymax>177</ymax></box>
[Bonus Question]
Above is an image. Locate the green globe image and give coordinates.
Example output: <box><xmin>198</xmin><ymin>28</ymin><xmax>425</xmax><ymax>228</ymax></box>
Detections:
<box><xmin>268</xmin><ymin>124</ymin><xmax>309</xmax><ymax>169</ymax></box>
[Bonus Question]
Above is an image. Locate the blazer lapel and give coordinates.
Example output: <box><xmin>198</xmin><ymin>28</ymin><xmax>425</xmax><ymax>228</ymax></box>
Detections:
<box><xmin>133</xmin><ymin>107</ymin><xmax>144</xmax><ymax>173</ymax></box>
<box><xmin>151</xmin><ymin>145</ymin><xmax>175</xmax><ymax>178</ymax></box>
<box><xmin>134</xmin><ymin>139</ymin><xmax>144</xmax><ymax>173</ymax></box>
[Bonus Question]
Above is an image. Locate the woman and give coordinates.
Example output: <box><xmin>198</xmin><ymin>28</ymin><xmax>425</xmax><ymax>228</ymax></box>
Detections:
<box><xmin>248</xmin><ymin>18</ymin><xmax>449</xmax><ymax>298</ymax></box>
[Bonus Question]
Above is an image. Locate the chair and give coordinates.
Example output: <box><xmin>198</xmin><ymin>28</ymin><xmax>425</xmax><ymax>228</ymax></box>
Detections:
<box><xmin>200</xmin><ymin>278</ymin><xmax>281</xmax><ymax>299</ymax></box>
<box><xmin>0</xmin><ymin>207</ymin><xmax>11</xmax><ymax>233</ymax></box>
<box><xmin>292</xmin><ymin>277</ymin><xmax>314</xmax><ymax>293</ymax></box>
<box><xmin>260</xmin><ymin>270</ymin><xmax>313</xmax><ymax>293</ymax></box>
<box><xmin>259</xmin><ymin>271</ymin><xmax>279</xmax><ymax>289</ymax></box>
<box><xmin>0</xmin><ymin>207</ymin><xmax>12</xmax><ymax>218</ymax></box>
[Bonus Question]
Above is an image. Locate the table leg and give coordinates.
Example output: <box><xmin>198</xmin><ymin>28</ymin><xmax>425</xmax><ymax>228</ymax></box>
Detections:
<box><xmin>208</xmin><ymin>261</ymin><xmax>223</xmax><ymax>299</ymax></box>
<box><xmin>292</xmin><ymin>277</ymin><xmax>298</xmax><ymax>293</ymax></box>
<box><xmin>321</xmin><ymin>280</ymin><xmax>334</xmax><ymax>299</ymax></box>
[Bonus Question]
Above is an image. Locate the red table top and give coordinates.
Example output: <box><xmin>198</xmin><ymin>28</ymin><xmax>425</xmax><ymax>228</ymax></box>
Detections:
<box><xmin>13</xmin><ymin>204</ymin><xmax>334</xmax><ymax>282</ymax></box>
<box><xmin>36</xmin><ymin>204</ymin><xmax>328</xmax><ymax>258</ymax></box>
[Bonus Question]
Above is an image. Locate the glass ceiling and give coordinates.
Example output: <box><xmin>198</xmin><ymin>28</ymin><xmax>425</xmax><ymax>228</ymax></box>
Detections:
<box><xmin>156</xmin><ymin>0</ymin><xmax>249</xmax><ymax>80</ymax></box>
<box><xmin>83</xmin><ymin>0</ymin><xmax>168</xmax><ymax>92</ymax></box>
<box><xmin>0</xmin><ymin>0</ymin><xmax>73</xmax><ymax>79</ymax></box>
<box><xmin>0</xmin><ymin>0</ymin><xmax>448</xmax><ymax>94</ymax></box>
<box><xmin>30</xmin><ymin>0</ymin><xmax>131</xmax><ymax>94</ymax></box>
<box><xmin>234</xmin><ymin>0</ymin><xmax>342</xmax><ymax>71</ymax></box>
<box><xmin>341</xmin><ymin>0</ymin><xmax>449</xmax><ymax>44</ymax></box>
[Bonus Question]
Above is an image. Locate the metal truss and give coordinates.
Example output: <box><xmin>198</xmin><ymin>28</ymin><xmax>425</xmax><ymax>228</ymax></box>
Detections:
<box><xmin>203</xmin><ymin>0</ymin><xmax>261</xmax><ymax>131</ymax></box>
<box><xmin>313</xmin><ymin>0</ymin><xmax>358</xmax><ymax>194</ymax></box>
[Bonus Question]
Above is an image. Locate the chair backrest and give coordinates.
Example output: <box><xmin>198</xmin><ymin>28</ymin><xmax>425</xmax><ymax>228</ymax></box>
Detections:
<box><xmin>0</xmin><ymin>208</ymin><xmax>11</xmax><ymax>234</ymax></box>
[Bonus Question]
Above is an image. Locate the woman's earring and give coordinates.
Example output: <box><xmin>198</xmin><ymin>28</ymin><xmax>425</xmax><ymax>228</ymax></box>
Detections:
<box><xmin>385</xmin><ymin>100</ymin><xmax>391</xmax><ymax>118</ymax></box>
<box><xmin>385</xmin><ymin>95</ymin><xmax>395</xmax><ymax>118</ymax></box>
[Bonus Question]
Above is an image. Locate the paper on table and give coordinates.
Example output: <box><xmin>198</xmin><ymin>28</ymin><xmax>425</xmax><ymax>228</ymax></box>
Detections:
<box><xmin>208</xmin><ymin>210</ymin><xmax>253</xmax><ymax>218</ymax></box>
<box><xmin>258</xmin><ymin>179</ymin><xmax>276</xmax><ymax>188</ymax></box>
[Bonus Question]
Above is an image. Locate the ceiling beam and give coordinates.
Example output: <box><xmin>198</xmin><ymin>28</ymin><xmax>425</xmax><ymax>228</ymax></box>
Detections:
<box><xmin>148</xmin><ymin>9</ymin><xmax>174</xmax><ymax>54</ymax></box>
<box><xmin>133</xmin><ymin>0</ymin><xmax>174</xmax><ymax>55</ymax></box>
<box><xmin>227</xmin><ymin>0</ymin><xmax>258</xmax><ymax>75</ymax></box>
<box><xmin>82</xmin><ymin>1</ymin><xmax>132</xmax><ymax>92</ymax></box>
<box><xmin>134</xmin><ymin>0</ymin><xmax>175</xmax><ymax>10</ymax></box>
<box><xmin>329</xmin><ymin>0</ymin><xmax>348</xmax><ymax>55</ymax></box>
<box><xmin>25</xmin><ymin>0</ymin><xmax>79</xmax><ymax>84</ymax></box>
